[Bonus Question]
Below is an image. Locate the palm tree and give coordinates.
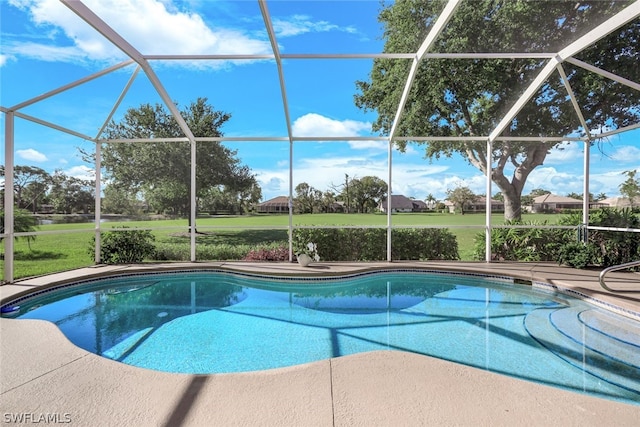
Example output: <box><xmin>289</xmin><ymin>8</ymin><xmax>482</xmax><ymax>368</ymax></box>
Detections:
<box><xmin>425</xmin><ymin>193</ymin><xmax>437</xmax><ymax>210</ymax></box>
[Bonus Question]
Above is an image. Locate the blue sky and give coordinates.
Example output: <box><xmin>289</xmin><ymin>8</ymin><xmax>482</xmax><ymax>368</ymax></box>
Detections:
<box><xmin>1</xmin><ymin>0</ymin><xmax>639</xmax><ymax>203</ymax></box>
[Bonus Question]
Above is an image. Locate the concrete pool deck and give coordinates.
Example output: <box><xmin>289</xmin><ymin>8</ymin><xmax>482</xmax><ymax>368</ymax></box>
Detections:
<box><xmin>1</xmin><ymin>261</ymin><xmax>639</xmax><ymax>426</ymax></box>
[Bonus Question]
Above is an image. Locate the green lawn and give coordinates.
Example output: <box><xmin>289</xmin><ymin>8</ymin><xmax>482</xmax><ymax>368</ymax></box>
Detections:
<box><xmin>1</xmin><ymin>212</ymin><xmax>562</xmax><ymax>280</ymax></box>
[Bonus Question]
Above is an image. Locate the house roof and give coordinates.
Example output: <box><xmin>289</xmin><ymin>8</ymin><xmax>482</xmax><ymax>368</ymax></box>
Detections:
<box><xmin>532</xmin><ymin>194</ymin><xmax>582</xmax><ymax>204</ymax></box>
<box><xmin>599</xmin><ymin>197</ymin><xmax>640</xmax><ymax>207</ymax></box>
<box><xmin>381</xmin><ymin>195</ymin><xmax>415</xmax><ymax>210</ymax></box>
<box><xmin>258</xmin><ymin>196</ymin><xmax>289</xmax><ymax>206</ymax></box>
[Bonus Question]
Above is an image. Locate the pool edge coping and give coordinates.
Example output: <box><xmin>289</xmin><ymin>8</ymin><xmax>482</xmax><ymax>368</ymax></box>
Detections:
<box><xmin>2</xmin><ymin>261</ymin><xmax>640</xmax><ymax>322</ymax></box>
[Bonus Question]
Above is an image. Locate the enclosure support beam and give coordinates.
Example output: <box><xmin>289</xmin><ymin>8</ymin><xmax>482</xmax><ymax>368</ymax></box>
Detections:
<box><xmin>489</xmin><ymin>2</ymin><xmax>640</xmax><ymax>142</ymax></box>
<box><xmin>583</xmin><ymin>140</ymin><xmax>591</xmax><ymax>243</ymax></box>
<box><xmin>557</xmin><ymin>64</ymin><xmax>591</xmax><ymax>137</ymax></box>
<box><xmin>259</xmin><ymin>0</ymin><xmax>296</xmax><ymax>262</ymax></box>
<box><xmin>485</xmin><ymin>139</ymin><xmax>492</xmax><ymax>263</ymax></box>
<box><xmin>387</xmin><ymin>141</ymin><xmax>393</xmax><ymax>262</ymax></box>
<box><xmin>556</xmin><ymin>63</ymin><xmax>593</xmax><ymax>243</ymax></box>
<box><xmin>96</xmin><ymin>66</ymin><xmax>141</xmax><ymax>139</ymax></box>
<box><xmin>94</xmin><ymin>142</ymin><xmax>102</xmax><ymax>263</ymax></box>
<box><xmin>3</xmin><ymin>112</ymin><xmax>15</xmax><ymax>283</ymax></box>
<box><xmin>566</xmin><ymin>57</ymin><xmax>640</xmax><ymax>93</ymax></box>
<box><xmin>388</xmin><ymin>0</ymin><xmax>462</xmax><ymax>140</ymax></box>
<box><xmin>9</xmin><ymin>60</ymin><xmax>134</xmax><ymax>112</ymax></box>
<box><xmin>191</xmin><ymin>141</ymin><xmax>197</xmax><ymax>262</ymax></box>
<box><xmin>385</xmin><ymin>0</ymin><xmax>463</xmax><ymax>262</ymax></box>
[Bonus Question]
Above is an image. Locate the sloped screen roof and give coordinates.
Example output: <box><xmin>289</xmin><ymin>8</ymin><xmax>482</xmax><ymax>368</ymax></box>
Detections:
<box><xmin>1</xmin><ymin>1</ymin><xmax>639</xmax><ymax>277</ymax></box>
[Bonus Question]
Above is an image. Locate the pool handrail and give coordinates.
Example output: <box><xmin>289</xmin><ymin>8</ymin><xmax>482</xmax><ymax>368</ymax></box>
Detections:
<box><xmin>599</xmin><ymin>260</ymin><xmax>640</xmax><ymax>293</ymax></box>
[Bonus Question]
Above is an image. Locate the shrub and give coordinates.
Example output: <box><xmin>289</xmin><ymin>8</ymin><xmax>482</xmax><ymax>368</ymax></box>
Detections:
<box><xmin>153</xmin><ymin>242</ymin><xmax>253</xmax><ymax>261</ymax></box>
<box><xmin>90</xmin><ymin>227</ymin><xmax>155</xmax><ymax>264</ymax></box>
<box><xmin>476</xmin><ymin>208</ymin><xmax>640</xmax><ymax>268</ymax></box>
<box><xmin>152</xmin><ymin>243</ymin><xmax>190</xmax><ymax>261</ymax></box>
<box><xmin>557</xmin><ymin>242</ymin><xmax>600</xmax><ymax>269</ymax></box>
<box><xmin>153</xmin><ymin>241</ymin><xmax>289</xmax><ymax>261</ymax></box>
<box><xmin>392</xmin><ymin>228</ymin><xmax>459</xmax><ymax>261</ymax></box>
<box><xmin>473</xmin><ymin>221</ymin><xmax>568</xmax><ymax>262</ymax></box>
<box><xmin>0</xmin><ymin>209</ymin><xmax>38</xmax><ymax>248</ymax></box>
<box><xmin>197</xmin><ymin>243</ymin><xmax>250</xmax><ymax>260</ymax></box>
<box><xmin>292</xmin><ymin>227</ymin><xmax>459</xmax><ymax>261</ymax></box>
<box><xmin>243</xmin><ymin>245</ymin><xmax>289</xmax><ymax>261</ymax></box>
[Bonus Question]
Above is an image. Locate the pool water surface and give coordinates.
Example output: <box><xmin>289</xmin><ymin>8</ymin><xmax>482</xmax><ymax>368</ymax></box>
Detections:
<box><xmin>3</xmin><ymin>270</ymin><xmax>639</xmax><ymax>405</ymax></box>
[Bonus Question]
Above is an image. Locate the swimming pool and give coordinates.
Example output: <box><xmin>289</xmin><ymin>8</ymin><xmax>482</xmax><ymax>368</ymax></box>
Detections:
<box><xmin>2</xmin><ymin>269</ymin><xmax>639</xmax><ymax>405</ymax></box>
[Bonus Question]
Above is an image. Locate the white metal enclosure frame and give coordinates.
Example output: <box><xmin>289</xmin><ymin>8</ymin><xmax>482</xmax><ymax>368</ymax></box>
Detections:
<box><xmin>2</xmin><ymin>0</ymin><xmax>640</xmax><ymax>282</ymax></box>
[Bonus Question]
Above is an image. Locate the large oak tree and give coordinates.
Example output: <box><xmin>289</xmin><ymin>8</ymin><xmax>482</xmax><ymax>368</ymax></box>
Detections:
<box><xmin>355</xmin><ymin>0</ymin><xmax>640</xmax><ymax>220</ymax></box>
<box><xmin>101</xmin><ymin>98</ymin><xmax>258</xmax><ymax>220</ymax></box>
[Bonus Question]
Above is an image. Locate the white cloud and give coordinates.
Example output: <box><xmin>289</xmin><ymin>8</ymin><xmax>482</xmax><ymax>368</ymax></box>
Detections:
<box><xmin>392</xmin><ymin>166</ymin><xmax>468</xmax><ymax>200</ymax></box>
<box><xmin>65</xmin><ymin>165</ymin><xmax>94</xmax><ymax>180</ymax></box>
<box><xmin>394</xmin><ymin>143</ymin><xmax>421</xmax><ymax>156</ymax></box>
<box><xmin>588</xmin><ymin>170</ymin><xmax>625</xmax><ymax>198</ymax></box>
<box><xmin>3</xmin><ymin>41</ymin><xmax>89</xmax><ymax>65</ymax></box>
<box><xmin>292</xmin><ymin>113</ymin><xmax>370</xmax><ymax>137</ymax></box>
<box><xmin>255</xmin><ymin>170</ymin><xmax>288</xmax><ymax>198</ymax></box>
<box><xmin>545</xmin><ymin>141</ymin><xmax>584</xmax><ymax>164</ymax></box>
<box><xmin>0</xmin><ymin>54</ymin><xmax>10</xmax><ymax>67</ymax></box>
<box><xmin>16</xmin><ymin>148</ymin><xmax>48</xmax><ymax>162</ymax></box>
<box><xmin>255</xmin><ymin>137</ymin><xmax>492</xmax><ymax>201</ymax></box>
<box><xmin>526</xmin><ymin>166</ymin><xmax>584</xmax><ymax>195</ymax></box>
<box><xmin>256</xmin><ymin>131</ymin><xmax>640</xmax><ymax>202</ymax></box>
<box><xmin>260</xmin><ymin>176</ymin><xmax>286</xmax><ymax>193</ymax></box>
<box><xmin>8</xmin><ymin>0</ymin><xmax>272</xmax><ymax>66</ymax></box>
<box><xmin>348</xmin><ymin>140</ymin><xmax>387</xmax><ymax>151</ymax></box>
<box><xmin>610</xmin><ymin>145</ymin><xmax>640</xmax><ymax>163</ymax></box>
<box><xmin>272</xmin><ymin>15</ymin><xmax>357</xmax><ymax>38</ymax></box>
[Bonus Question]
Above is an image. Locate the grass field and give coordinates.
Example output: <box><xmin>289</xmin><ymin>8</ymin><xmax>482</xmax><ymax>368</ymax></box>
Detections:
<box><xmin>1</xmin><ymin>212</ymin><xmax>563</xmax><ymax>280</ymax></box>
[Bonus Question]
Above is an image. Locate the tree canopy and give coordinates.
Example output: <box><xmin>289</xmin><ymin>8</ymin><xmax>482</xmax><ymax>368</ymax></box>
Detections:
<box><xmin>0</xmin><ymin>165</ymin><xmax>51</xmax><ymax>213</ymax></box>
<box><xmin>355</xmin><ymin>0</ymin><xmax>640</xmax><ymax>221</ymax></box>
<box><xmin>101</xmin><ymin>98</ymin><xmax>259</xmax><ymax>218</ymax></box>
<box><xmin>349</xmin><ymin>176</ymin><xmax>388</xmax><ymax>213</ymax></box>
<box><xmin>619</xmin><ymin>170</ymin><xmax>640</xmax><ymax>207</ymax></box>
<box><xmin>294</xmin><ymin>182</ymin><xmax>322</xmax><ymax>214</ymax></box>
<box><xmin>445</xmin><ymin>186</ymin><xmax>476</xmax><ymax>215</ymax></box>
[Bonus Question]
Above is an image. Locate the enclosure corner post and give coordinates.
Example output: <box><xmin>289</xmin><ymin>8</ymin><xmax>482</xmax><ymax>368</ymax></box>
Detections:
<box><xmin>386</xmin><ymin>138</ymin><xmax>393</xmax><ymax>262</ymax></box>
<box><xmin>3</xmin><ymin>111</ymin><xmax>15</xmax><ymax>283</ymax></box>
<box><xmin>288</xmin><ymin>140</ymin><xmax>294</xmax><ymax>263</ymax></box>
<box><xmin>190</xmin><ymin>138</ymin><xmax>197</xmax><ymax>262</ymax></box>
<box><xmin>582</xmin><ymin>139</ymin><xmax>590</xmax><ymax>243</ymax></box>
<box><xmin>94</xmin><ymin>140</ymin><xmax>102</xmax><ymax>263</ymax></box>
<box><xmin>485</xmin><ymin>138</ymin><xmax>492</xmax><ymax>263</ymax></box>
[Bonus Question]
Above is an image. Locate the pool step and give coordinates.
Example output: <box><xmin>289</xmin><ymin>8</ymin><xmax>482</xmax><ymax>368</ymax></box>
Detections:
<box><xmin>578</xmin><ymin>309</ymin><xmax>640</xmax><ymax>348</ymax></box>
<box><xmin>524</xmin><ymin>307</ymin><xmax>640</xmax><ymax>394</ymax></box>
<box><xmin>550</xmin><ymin>307</ymin><xmax>640</xmax><ymax>370</ymax></box>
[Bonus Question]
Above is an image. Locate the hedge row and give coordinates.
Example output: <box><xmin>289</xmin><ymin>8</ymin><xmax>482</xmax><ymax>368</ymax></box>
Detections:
<box><xmin>292</xmin><ymin>227</ymin><xmax>459</xmax><ymax>261</ymax></box>
<box><xmin>473</xmin><ymin>208</ymin><xmax>640</xmax><ymax>268</ymax></box>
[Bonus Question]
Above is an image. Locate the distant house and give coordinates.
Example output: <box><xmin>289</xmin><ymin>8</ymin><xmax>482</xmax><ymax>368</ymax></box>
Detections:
<box><xmin>599</xmin><ymin>197</ymin><xmax>640</xmax><ymax>208</ymax></box>
<box><xmin>474</xmin><ymin>197</ymin><xmax>504</xmax><ymax>213</ymax></box>
<box><xmin>411</xmin><ymin>199</ymin><xmax>428</xmax><ymax>212</ymax></box>
<box><xmin>530</xmin><ymin>194</ymin><xmax>582</xmax><ymax>212</ymax></box>
<box><xmin>444</xmin><ymin>197</ymin><xmax>504</xmax><ymax>213</ymax></box>
<box><xmin>256</xmin><ymin>196</ymin><xmax>290</xmax><ymax>213</ymax></box>
<box><xmin>327</xmin><ymin>201</ymin><xmax>345</xmax><ymax>213</ymax></box>
<box><xmin>379</xmin><ymin>195</ymin><xmax>418</xmax><ymax>213</ymax></box>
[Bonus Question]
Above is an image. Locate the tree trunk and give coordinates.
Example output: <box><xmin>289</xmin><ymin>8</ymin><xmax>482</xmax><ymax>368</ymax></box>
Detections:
<box><xmin>488</xmin><ymin>142</ymin><xmax>549</xmax><ymax>222</ymax></box>
<box><xmin>502</xmin><ymin>191</ymin><xmax>522</xmax><ymax>221</ymax></box>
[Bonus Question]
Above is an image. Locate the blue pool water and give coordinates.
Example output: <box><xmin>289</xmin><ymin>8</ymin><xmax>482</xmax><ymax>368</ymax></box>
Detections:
<box><xmin>3</xmin><ymin>270</ymin><xmax>639</xmax><ymax>405</ymax></box>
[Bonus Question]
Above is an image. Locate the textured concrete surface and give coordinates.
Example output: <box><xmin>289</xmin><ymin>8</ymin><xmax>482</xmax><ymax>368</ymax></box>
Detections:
<box><xmin>1</xmin><ymin>262</ymin><xmax>639</xmax><ymax>426</ymax></box>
